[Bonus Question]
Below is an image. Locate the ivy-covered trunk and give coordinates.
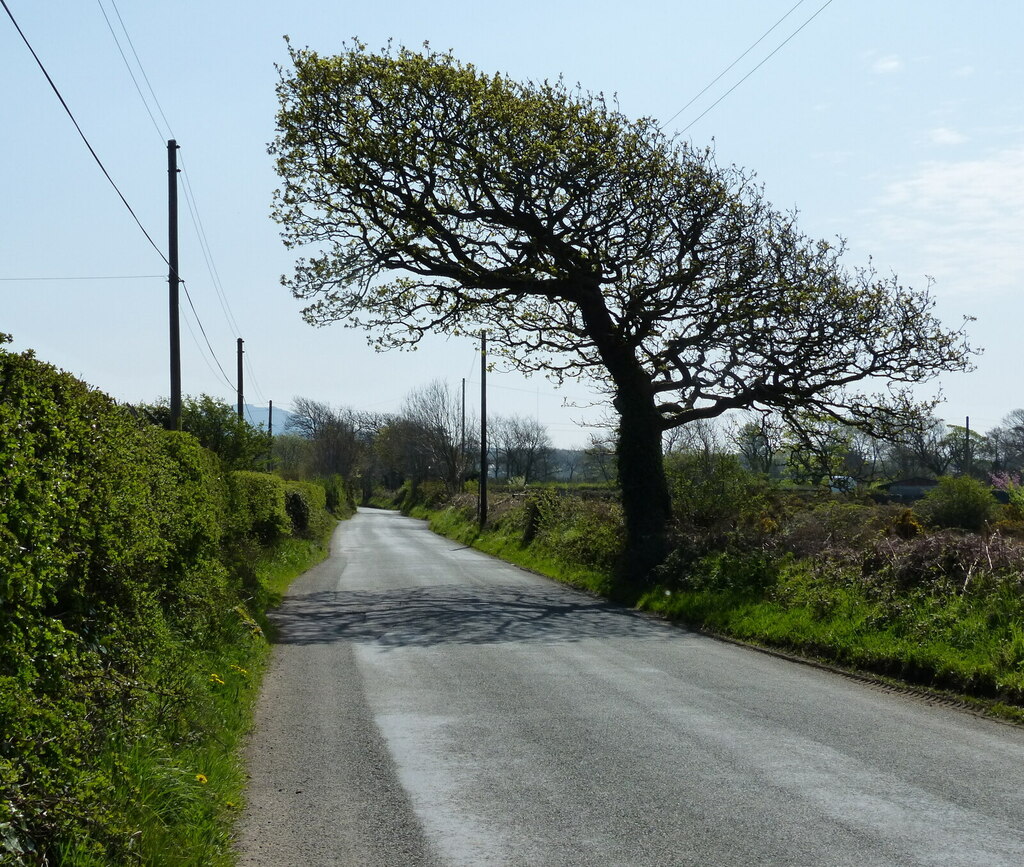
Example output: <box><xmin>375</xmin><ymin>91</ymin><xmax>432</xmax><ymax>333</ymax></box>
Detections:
<box><xmin>611</xmin><ymin>373</ymin><xmax>673</xmax><ymax>598</ymax></box>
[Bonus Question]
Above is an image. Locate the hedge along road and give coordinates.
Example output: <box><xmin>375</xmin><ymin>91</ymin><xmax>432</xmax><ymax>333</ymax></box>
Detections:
<box><xmin>236</xmin><ymin>508</ymin><xmax>1024</xmax><ymax>866</ymax></box>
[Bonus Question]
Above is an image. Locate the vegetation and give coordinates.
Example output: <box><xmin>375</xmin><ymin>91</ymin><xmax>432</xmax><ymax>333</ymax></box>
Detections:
<box><xmin>413</xmin><ymin>451</ymin><xmax>1024</xmax><ymax>718</ymax></box>
<box><xmin>137</xmin><ymin>394</ymin><xmax>272</xmax><ymax>471</ymax></box>
<box><xmin>0</xmin><ymin>337</ymin><xmax>342</xmax><ymax>864</ymax></box>
<box><xmin>271</xmin><ymin>41</ymin><xmax>973</xmax><ymax>589</ymax></box>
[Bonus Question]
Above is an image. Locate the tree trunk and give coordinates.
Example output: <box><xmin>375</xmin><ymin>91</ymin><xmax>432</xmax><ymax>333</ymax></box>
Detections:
<box><xmin>574</xmin><ymin>287</ymin><xmax>673</xmax><ymax>598</ymax></box>
<box><xmin>612</xmin><ymin>379</ymin><xmax>673</xmax><ymax>599</ymax></box>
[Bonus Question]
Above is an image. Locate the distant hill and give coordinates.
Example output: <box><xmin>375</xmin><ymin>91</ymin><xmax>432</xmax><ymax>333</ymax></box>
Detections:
<box><xmin>243</xmin><ymin>404</ymin><xmax>296</xmax><ymax>435</ymax></box>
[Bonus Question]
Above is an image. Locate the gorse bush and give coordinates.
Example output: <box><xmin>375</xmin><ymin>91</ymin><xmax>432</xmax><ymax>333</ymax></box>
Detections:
<box><xmin>0</xmin><ymin>339</ymin><xmax>335</xmax><ymax>862</ymax></box>
<box><xmin>515</xmin><ymin>490</ymin><xmax>623</xmax><ymax>573</ymax></box>
<box><xmin>664</xmin><ymin>451</ymin><xmax>769</xmax><ymax>531</ymax></box>
<box><xmin>914</xmin><ymin>475</ymin><xmax>996</xmax><ymax>531</ymax></box>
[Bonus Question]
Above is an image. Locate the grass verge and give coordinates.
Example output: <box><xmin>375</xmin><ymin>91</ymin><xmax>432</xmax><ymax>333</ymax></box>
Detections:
<box><xmin>52</xmin><ymin>529</ymin><xmax>334</xmax><ymax>866</ymax></box>
<box><xmin>419</xmin><ymin>500</ymin><xmax>1024</xmax><ymax>722</ymax></box>
<box><xmin>424</xmin><ymin>503</ymin><xmax>612</xmax><ymax>596</ymax></box>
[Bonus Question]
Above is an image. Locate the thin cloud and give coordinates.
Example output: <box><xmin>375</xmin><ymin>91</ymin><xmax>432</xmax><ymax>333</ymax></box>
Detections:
<box><xmin>928</xmin><ymin>127</ymin><xmax>968</xmax><ymax>146</ymax></box>
<box><xmin>869</xmin><ymin>148</ymin><xmax>1024</xmax><ymax>298</ymax></box>
<box><xmin>872</xmin><ymin>54</ymin><xmax>903</xmax><ymax>74</ymax></box>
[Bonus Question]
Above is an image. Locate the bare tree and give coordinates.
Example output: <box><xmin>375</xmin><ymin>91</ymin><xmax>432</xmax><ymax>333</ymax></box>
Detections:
<box><xmin>491</xmin><ymin>414</ymin><xmax>553</xmax><ymax>482</ymax></box>
<box><xmin>287</xmin><ymin>397</ymin><xmax>362</xmax><ymax>478</ymax></box>
<box><xmin>728</xmin><ymin>411</ymin><xmax>785</xmax><ymax>476</ymax></box>
<box><xmin>401</xmin><ymin>380</ymin><xmax>471</xmax><ymax>493</ymax></box>
<box><xmin>985</xmin><ymin>409</ymin><xmax>1024</xmax><ymax>474</ymax></box>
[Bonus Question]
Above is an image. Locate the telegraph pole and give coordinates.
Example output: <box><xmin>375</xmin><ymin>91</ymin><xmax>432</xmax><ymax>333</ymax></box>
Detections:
<box><xmin>479</xmin><ymin>333</ymin><xmax>488</xmax><ymax>528</ymax></box>
<box><xmin>965</xmin><ymin>415</ymin><xmax>971</xmax><ymax>476</ymax></box>
<box><xmin>236</xmin><ymin>338</ymin><xmax>244</xmax><ymax>419</ymax></box>
<box><xmin>460</xmin><ymin>377</ymin><xmax>466</xmax><ymax>490</ymax></box>
<box><xmin>268</xmin><ymin>399</ymin><xmax>274</xmax><ymax>469</ymax></box>
<box><xmin>167</xmin><ymin>140</ymin><xmax>181</xmax><ymax>430</ymax></box>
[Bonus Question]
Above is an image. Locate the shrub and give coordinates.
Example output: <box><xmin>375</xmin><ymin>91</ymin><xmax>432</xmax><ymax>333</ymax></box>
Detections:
<box><xmin>284</xmin><ymin>480</ymin><xmax>332</xmax><ymax>539</ymax></box>
<box><xmin>321</xmin><ymin>473</ymin><xmax>355</xmax><ymax>516</ymax></box>
<box><xmin>228</xmin><ymin>471</ymin><xmax>291</xmax><ymax>543</ymax></box>
<box><xmin>529</xmin><ymin>492</ymin><xmax>624</xmax><ymax>573</ymax></box>
<box><xmin>664</xmin><ymin>451</ymin><xmax>768</xmax><ymax>531</ymax></box>
<box><xmin>781</xmin><ymin>501</ymin><xmax>895</xmax><ymax>561</ymax></box>
<box><xmin>914</xmin><ymin>476</ymin><xmax>996</xmax><ymax>532</ymax></box>
<box><xmin>862</xmin><ymin>530</ymin><xmax>1024</xmax><ymax>594</ymax></box>
<box><xmin>656</xmin><ymin>546</ymin><xmax>780</xmax><ymax>594</ymax></box>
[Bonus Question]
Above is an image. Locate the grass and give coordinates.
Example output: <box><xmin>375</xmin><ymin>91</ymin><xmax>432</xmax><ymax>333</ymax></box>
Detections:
<box><xmin>417</xmin><ymin>495</ymin><xmax>1024</xmax><ymax>721</ymax></box>
<box><xmin>426</xmin><ymin>502</ymin><xmax>613</xmax><ymax>596</ymax></box>
<box><xmin>637</xmin><ymin>561</ymin><xmax>1024</xmax><ymax>720</ymax></box>
<box><xmin>51</xmin><ymin>529</ymin><xmax>334</xmax><ymax>866</ymax></box>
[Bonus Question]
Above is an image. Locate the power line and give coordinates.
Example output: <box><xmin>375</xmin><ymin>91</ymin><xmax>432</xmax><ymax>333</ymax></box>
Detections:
<box><xmin>669</xmin><ymin>0</ymin><xmax>838</xmax><ymax>135</ymax></box>
<box><xmin>92</xmin><ymin>0</ymin><xmax>254</xmax><ymax>399</ymax></box>
<box><xmin>661</xmin><ymin>0</ymin><xmax>808</xmax><ymax>130</ymax></box>
<box><xmin>180</xmin><ymin>279</ymin><xmax>234</xmax><ymax>389</ymax></box>
<box><xmin>244</xmin><ymin>354</ymin><xmax>266</xmax><ymax>403</ymax></box>
<box><xmin>0</xmin><ymin>274</ymin><xmax>163</xmax><ymax>281</ymax></box>
<box><xmin>107</xmin><ymin>0</ymin><xmax>175</xmax><ymax>138</ymax></box>
<box><xmin>95</xmin><ymin>0</ymin><xmax>164</xmax><ymax>142</ymax></box>
<box><xmin>97</xmin><ymin>0</ymin><xmax>247</xmax><ymax>345</ymax></box>
<box><xmin>178</xmin><ymin>153</ymin><xmax>244</xmax><ymax>337</ymax></box>
<box><xmin>180</xmin><ymin>305</ymin><xmax>233</xmax><ymax>390</ymax></box>
<box><xmin>1</xmin><ymin>0</ymin><xmax>168</xmax><ymax>267</ymax></box>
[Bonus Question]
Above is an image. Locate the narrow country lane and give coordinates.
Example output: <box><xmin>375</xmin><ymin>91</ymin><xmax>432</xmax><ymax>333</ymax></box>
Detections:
<box><xmin>236</xmin><ymin>508</ymin><xmax>1024</xmax><ymax>866</ymax></box>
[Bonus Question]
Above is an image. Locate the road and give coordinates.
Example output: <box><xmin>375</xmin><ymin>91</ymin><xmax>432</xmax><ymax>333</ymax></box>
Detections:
<box><xmin>236</xmin><ymin>508</ymin><xmax>1024</xmax><ymax>866</ymax></box>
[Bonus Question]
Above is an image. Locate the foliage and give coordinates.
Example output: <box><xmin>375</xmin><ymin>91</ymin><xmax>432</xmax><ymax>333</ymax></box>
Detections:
<box><xmin>664</xmin><ymin>451</ymin><xmax>768</xmax><ymax>532</ymax></box>
<box><xmin>138</xmin><ymin>393</ymin><xmax>270</xmax><ymax>471</ymax></box>
<box><xmin>0</xmin><ymin>342</ymin><xmax>338</xmax><ymax>862</ymax></box>
<box><xmin>320</xmin><ymin>473</ymin><xmax>357</xmax><ymax>518</ymax></box>
<box><xmin>655</xmin><ymin>547</ymin><xmax>780</xmax><ymax>595</ymax></box>
<box><xmin>913</xmin><ymin>475</ymin><xmax>996</xmax><ymax>531</ymax></box>
<box><xmin>284</xmin><ymin>479</ymin><xmax>333</xmax><ymax>539</ymax></box>
<box><xmin>228</xmin><ymin>470</ymin><xmax>291</xmax><ymax>544</ymax></box>
<box><xmin>271</xmin><ymin>41</ymin><xmax>973</xmax><ymax>585</ymax></box>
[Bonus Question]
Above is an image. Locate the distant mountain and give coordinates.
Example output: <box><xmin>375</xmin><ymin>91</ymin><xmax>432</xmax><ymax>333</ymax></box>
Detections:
<box><xmin>243</xmin><ymin>404</ymin><xmax>296</xmax><ymax>435</ymax></box>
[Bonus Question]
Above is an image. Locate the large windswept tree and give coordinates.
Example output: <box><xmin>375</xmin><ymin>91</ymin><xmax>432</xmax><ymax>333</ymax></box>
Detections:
<box><xmin>271</xmin><ymin>42</ymin><xmax>973</xmax><ymax>588</ymax></box>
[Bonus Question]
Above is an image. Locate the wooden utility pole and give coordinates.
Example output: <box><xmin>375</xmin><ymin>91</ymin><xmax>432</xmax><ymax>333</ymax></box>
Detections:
<box><xmin>479</xmin><ymin>333</ymin><xmax>488</xmax><ymax>528</ymax></box>
<box><xmin>167</xmin><ymin>140</ymin><xmax>181</xmax><ymax>430</ymax></box>
<box><xmin>965</xmin><ymin>415</ymin><xmax>971</xmax><ymax>476</ymax></box>
<box><xmin>236</xmin><ymin>338</ymin><xmax>244</xmax><ymax>419</ymax></box>
<box><xmin>268</xmin><ymin>399</ymin><xmax>274</xmax><ymax>469</ymax></box>
<box><xmin>460</xmin><ymin>377</ymin><xmax>466</xmax><ymax>489</ymax></box>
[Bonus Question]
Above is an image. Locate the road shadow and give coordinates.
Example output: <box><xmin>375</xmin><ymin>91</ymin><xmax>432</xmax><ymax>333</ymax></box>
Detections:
<box><xmin>269</xmin><ymin>584</ymin><xmax>674</xmax><ymax>649</ymax></box>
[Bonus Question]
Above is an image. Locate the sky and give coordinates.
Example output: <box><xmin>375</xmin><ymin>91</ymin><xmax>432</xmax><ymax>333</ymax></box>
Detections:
<box><xmin>2</xmin><ymin>1</ymin><xmax>1021</xmax><ymax>448</ymax></box>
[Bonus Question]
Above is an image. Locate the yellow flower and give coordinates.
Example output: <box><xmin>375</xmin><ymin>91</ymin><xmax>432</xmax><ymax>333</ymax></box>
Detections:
<box><xmin>209</xmin><ymin>673</ymin><xmax>225</xmax><ymax>686</ymax></box>
<box><xmin>230</xmin><ymin>665</ymin><xmax>248</xmax><ymax>675</ymax></box>
<box><xmin>195</xmin><ymin>774</ymin><xmax>208</xmax><ymax>784</ymax></box>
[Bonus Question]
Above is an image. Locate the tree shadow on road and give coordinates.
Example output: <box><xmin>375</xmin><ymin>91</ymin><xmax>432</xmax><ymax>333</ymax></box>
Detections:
<box><xmin>269</xmin><ymin>584</ymin><xmax>677</xmax><ymax>649</ymax></box>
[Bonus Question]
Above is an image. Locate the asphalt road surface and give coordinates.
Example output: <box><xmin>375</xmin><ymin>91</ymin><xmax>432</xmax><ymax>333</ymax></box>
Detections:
<box><xmin>236</xmin><ymin>508</ymin><xmax>1024</xmax><ymax>866</ymax></box>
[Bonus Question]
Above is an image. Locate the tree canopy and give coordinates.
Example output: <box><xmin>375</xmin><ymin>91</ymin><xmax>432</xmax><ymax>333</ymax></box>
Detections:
<box><xmin>271</xmin><ymin>41</ymin><xmax>974</xmax><ymax>587</ymax></box>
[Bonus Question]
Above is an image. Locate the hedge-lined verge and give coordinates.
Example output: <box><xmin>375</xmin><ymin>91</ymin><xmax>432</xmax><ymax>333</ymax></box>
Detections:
<box><xmin>0</xmin><ymin>339</ymin><xmax>336</xmax><ymax>863</ymax></box>
<box><xmin>418</xmin><ymin>485</ymin><xmax>1024</xmax><ymax>720</ymax></box>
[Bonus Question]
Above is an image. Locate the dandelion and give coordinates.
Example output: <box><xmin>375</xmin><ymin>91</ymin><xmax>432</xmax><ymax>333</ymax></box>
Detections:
<box><xmin>209</xmin><ymin>673</ymin><xmax>225</xmax><ymax>686</ymax></box>
<box><xmin>230</xmin><ymin>664</ymin><xmax>248</xmax><ymax>675</ymax></box>
<box><xmin>195</xmin><ymin>774</ymin><xmax>208</xmax><ymax>784</ymax></box>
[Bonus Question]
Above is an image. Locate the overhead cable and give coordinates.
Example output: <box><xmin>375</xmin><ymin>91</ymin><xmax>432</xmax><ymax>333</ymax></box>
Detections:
<box><xmin>1</xmin><ymin>0</ymin><xmax>168</xmax><ymax>266</ymax></box>
<box><xmin>669</xmin><ymin>0</ymin><xmax>838</xmax><ymax>135</ymax></box>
